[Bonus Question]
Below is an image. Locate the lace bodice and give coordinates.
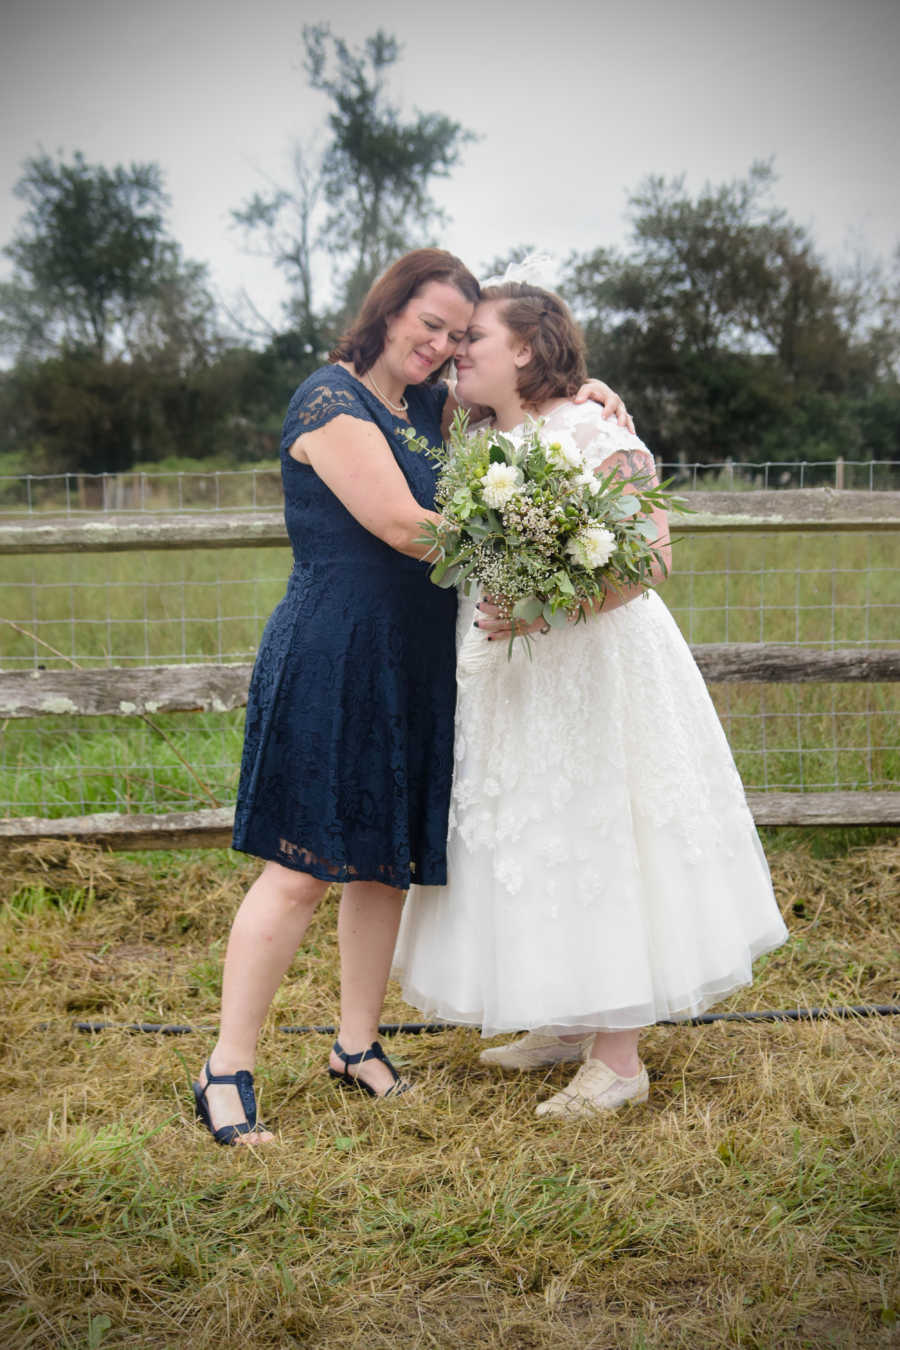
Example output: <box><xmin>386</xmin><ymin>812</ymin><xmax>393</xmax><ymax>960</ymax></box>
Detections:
<box><xmin>500</xmin><ymin>400</ymin><xmax>653</xmax><ymax>475</ymax></box>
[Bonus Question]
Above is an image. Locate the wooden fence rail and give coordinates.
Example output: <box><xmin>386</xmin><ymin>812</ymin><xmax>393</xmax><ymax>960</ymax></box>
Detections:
<box><xmin>2</xmin><ymin>490</ymin><xmax>898</xmax><ymax>847</ymax></box>
<box><xmin>2</xmin><ymin>488</ymin><xmax>900</xmax><ymax>554</ymax></box>
<box><xmin>2</xmin><ymin>647</ymin><xmax>900</xmax><ymax>720</ymax></box>
<box><xmin>3</xmin><ymin>792</ymin><xmax>898</xmax><ymax>853</ymax></box>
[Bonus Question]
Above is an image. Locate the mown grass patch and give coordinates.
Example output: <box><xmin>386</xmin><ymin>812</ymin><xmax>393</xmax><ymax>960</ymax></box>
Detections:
<box><xmin>0</xmin><ymin>839</ymin><xmax>897</xmax><ymax>1348</ymax></box>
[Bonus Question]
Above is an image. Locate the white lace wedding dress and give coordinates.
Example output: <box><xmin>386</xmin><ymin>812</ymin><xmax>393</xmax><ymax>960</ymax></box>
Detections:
<box><xmin>392</xmin><ymin>402</ymin><xmax>788</xmax><ymax>1034</ymax></box>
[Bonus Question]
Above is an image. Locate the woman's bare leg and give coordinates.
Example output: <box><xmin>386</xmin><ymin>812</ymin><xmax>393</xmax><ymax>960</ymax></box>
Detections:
<box><xmin>328</xmin><ymin>879</ymin><xmax>406</xmax><ymax>1095</ymax></box>
<box><xmin>197</xmin><ymin>861</ymin><xmax>328</xmax><ymax>1141</ymax></box>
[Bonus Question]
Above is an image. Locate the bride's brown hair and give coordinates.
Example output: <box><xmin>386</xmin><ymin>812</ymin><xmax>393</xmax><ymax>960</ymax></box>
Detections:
<box><xmin>482</xmin><ymin>282</ymin><xmax>587</xmax><ymax>408</ymax></box>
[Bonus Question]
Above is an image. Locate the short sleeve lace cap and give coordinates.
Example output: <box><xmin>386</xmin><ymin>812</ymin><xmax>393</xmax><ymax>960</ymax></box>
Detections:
<box><xmin>280</xmin><ymin>367</ymin><xmax>374</xmax><ymax>455</ymax></box>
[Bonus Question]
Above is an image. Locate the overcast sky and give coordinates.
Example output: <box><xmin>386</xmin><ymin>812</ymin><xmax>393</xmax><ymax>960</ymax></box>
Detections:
<box><xmin>2</xmin><ymin>0</ymin><xmax>898</xmax><ymax>331</ymax></box>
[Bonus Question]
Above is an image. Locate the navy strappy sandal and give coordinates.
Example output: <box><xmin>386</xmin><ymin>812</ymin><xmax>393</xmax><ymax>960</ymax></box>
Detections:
<box><xmin>329</xmin><ymin>1040</ymin><xmax>412</xmax><ymax>1098</ymax></box>
<box><xmin>193</xmin><ymin>1059</ymin><xmax>268</xmax><ymax>1146</ymax></box>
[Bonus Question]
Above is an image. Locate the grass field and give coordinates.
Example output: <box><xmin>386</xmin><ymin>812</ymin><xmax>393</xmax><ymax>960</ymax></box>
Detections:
<box><xmin>2</xmin><ymin>531</ymin><xmax>899</xmax><ymax>817</ymax></box>
<box><xmin>0</xmin><ymin>837</ymin><xmax>897</xmax><ymax>1349</ymax></box>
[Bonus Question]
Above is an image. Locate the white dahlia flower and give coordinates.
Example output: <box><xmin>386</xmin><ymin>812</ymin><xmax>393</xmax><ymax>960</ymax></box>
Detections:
<box><xmin>544</xmin><ymin>431</ymin><xmax>583</xmax><ymax>469</ymax></box>
<box><xmin>480</xmin><ymin>462</ymin><xmax>522</xmax><ymax>509</ymax></box>
<box><xmin>566</xmin><ymin>524</ymin><xmax>616</xmax><ymax>569</ymax></box>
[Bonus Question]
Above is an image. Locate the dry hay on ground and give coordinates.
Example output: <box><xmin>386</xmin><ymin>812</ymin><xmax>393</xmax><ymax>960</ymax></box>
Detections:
<box><xmin>0</xmin><ymin>838</ymin><xmax>897</xmax><ymax>1349</ymax></box>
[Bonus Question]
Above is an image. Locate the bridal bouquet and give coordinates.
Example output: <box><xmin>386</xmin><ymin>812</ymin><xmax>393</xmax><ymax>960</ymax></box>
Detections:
<box><xmin>406</xmin><ymin>409</ymin><xmax>684</xmax><ymax>649</ymax></box>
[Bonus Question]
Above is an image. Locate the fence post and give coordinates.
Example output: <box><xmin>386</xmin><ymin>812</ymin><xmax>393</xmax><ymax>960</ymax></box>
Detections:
<box><xmin>836</xmin><ymin>457</ymin><xmax>845</xmax><ymax>490</ymax></box>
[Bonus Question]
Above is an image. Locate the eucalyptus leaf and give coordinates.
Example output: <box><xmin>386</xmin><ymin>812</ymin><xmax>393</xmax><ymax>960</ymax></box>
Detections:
<box><xmin>512</xmin><ymin>595</ymin><xmax>543</xmax><ymax>622</ymax></box>
<box><xmin>434</xmin><ymin>564</ymin><xmax>461</xmax><ymax>589</ymax></box>
<box><xmin>545</xmin><ymin>604</ymin><xmax>571</xmax><ymax>628</ymax></box>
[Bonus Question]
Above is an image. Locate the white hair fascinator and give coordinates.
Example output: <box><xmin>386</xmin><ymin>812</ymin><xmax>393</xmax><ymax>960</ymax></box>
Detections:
<box><xmin>479</xmin><ymin>251</ymin><xmax>558</xmax><ymax>291</ymax></box>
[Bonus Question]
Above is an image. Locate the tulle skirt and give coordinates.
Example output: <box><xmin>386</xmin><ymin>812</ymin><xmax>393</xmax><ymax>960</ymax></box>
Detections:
<box><xmin>392</xmin><ymin>592</ymin><xmax>788</xmax><ymax>1034</ymax></box>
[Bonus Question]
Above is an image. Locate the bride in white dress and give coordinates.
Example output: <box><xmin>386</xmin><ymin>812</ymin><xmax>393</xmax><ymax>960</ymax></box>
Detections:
<box><xmin>392</xmin><ymin>281</ymin><xmax>788</xmax><ymax>1118</ymax></box>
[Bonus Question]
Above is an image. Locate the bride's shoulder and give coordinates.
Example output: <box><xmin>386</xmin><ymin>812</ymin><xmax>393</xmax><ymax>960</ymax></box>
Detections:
<box><xmin>555</xmin><ymin>400</ymin><xmax>650</xmax><ymax>455</ymax></box>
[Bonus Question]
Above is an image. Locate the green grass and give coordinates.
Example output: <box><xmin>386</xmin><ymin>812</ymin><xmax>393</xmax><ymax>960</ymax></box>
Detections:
<box><xmin>1</xmin><ymin>531</ymin><xmax>898</xmax><ymax>817</ymax></box>
<box><xmin>3</xmin><ymin>712</ymin><xmax>244</xmax><ymax>817</ymax></box>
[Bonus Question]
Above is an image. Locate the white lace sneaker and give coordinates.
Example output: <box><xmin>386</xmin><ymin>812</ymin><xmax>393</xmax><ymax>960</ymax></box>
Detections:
<box><xmin>478</xmin><ymin>1032</ymin><xmax>593</xmax><ymax>1071</ymax></box>
<box><xmin>535</xmin><ymin>1059</ymin><xmax>650</xmax><ymax>1118</ymax></box>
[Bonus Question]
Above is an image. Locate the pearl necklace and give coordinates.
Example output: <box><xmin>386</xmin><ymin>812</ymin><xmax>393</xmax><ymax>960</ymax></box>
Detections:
<box><xmin>364</xmin><ymin>369</ymin><xmax>409</xmax><ymax>415</ymax></box>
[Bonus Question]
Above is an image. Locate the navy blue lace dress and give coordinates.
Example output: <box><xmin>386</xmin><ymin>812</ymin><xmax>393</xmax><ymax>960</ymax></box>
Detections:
<box><xmin>232</xmin><ymin>365</ymin><xmax>457</xmax><ymax>889</ymax></box>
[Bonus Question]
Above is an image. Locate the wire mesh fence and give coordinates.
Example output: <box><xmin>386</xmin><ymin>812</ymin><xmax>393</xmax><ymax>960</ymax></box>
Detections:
<box><xmin>7</xmin><ymin>686</ymin><xmax>896</xmax><ymax>819</ymax></box>
<box><xmin>4</xmin><ymin>532</ymin><xmax>897</xmax><ymax>671</ymax></box>
<box><xmin>1</xmin><ymin>488</ymin><xmax>898</xmax><ymax>819</ymax></box>
<box><xmin>1</xmin><ymin>460</ymin><xmax>898</xmax><ymax>516</ymax></box>
<box><xmin>0</xmin><ymin>468</ymin><xmax>284</xmax><ymax>515</ymax></box>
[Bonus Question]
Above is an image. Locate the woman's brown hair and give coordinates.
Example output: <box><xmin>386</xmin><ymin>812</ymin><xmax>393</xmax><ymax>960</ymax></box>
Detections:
<box><xmin>330</xmin><ymin>249</ymin><xmax>481</xmax><ymax>381</ymax></box>
<box><xmin>481</xmin><ymin>281</ymin><xmax>587</xmax><ymax>407</ymax></box>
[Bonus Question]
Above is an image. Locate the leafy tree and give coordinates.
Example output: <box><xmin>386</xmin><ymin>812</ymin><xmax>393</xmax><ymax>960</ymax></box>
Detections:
<box><xmin>564</xmin><ymin>163</ymin><xmax>900</xmax><ymax>464</ymax></box>
<box><xmin>2</xmin><ymin>350</ymin><xmax>156</xmax><ymax>474</ymax></box>
<box><xmin>307</xmin><ymin>25</ymin><xmax>474</xmax><ymax>309</ymax></box>
<box><xmin>0</xmin><ymin>152</ymin><xmax>244</xmax><ymax>472</ymax></box>
<box><xmin>234</xmin><ymin>25</ymin><xmax>475</xmax><ymax>327</ymax></box>
<box><xmin>0</xmin><ymin>152</ymin><xmax>213</xmax><ymax>363</ymax></box>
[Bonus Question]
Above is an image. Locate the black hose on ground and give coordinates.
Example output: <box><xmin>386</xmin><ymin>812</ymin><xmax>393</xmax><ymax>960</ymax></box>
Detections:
<box><xmin>69</xmin><ymin>1004</ymin><xmax>900</xmax><ymax>1036</ymax></box>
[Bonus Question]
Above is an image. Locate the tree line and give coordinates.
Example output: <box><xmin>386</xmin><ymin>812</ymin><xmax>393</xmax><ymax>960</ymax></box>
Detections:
<box><xmin>1</xmin><ymin>25</ymin><xmax>897</xmax><ymax>477</ymax></box>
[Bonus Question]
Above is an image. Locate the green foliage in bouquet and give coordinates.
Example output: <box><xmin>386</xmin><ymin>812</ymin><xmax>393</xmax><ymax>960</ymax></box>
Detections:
<box><xmin>405</xmin><ymin>409</ymin><xmax>686</xmax><ymax>636</ymax></box>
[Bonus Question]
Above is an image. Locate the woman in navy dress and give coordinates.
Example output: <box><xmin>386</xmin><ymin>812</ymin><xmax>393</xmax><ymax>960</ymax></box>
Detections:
<box><xmin>193</xmin><ymin>251</ymin><xmax>629</xmax><ymax>1143</ymax></box>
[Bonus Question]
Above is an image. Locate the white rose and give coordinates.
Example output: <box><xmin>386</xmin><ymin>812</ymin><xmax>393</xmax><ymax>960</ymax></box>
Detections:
<box><xmin>566</xmin><ymin>524</ymin><xmax>616</xmax><ymax>569</ymax></box>
<box><xmin>480</xmin><ymin>461</ymin><xmax>522</xmax><ymax>509</ymax></box>
<box><xmin>544</xmin><ymin>431</ymin><xmax>583</xmax><ymax>469</ymax></box>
